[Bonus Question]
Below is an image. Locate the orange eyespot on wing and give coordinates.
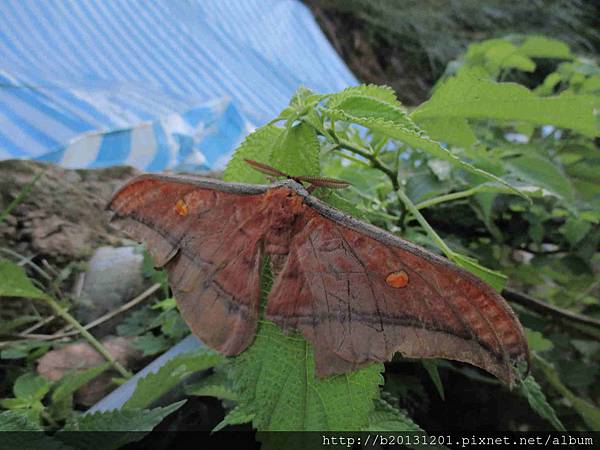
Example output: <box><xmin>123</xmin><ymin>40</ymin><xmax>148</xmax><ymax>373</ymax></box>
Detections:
<box><xmin>175</xmin><ymin>199</ymin><xmax>188</xmax><ymax>216</ymax></box>
<box><xmin>386</xmin><ymin>270</ymin><xmax>409</xmax><ymax>288</ymax></box>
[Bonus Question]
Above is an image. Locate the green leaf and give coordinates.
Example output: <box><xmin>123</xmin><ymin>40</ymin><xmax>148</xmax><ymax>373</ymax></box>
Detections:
<box><xmin>536</xmin><ymin>72</ymin><xmax>562</xmax><ymax>95</ymax></box>
<box><xmin>330</xmin><ymin>95</ymin><xmax>410</xmax><ymax>123</ymax></box>
<box><xmin>421</xmin><ymin>360</ymin><xmax>445</xmax><ymax>400</ymax></box>
<box><xmin>0</xmin><ymin>259</ymin><xmax>51</xmax><ymax>301</ymax></box>
<box><xmin>57</xmin><ymin>401</ymin><xmax>185</xmax><ymax>450</ymax></box>
<box><xmin>327</xmin><ymin>84</ymin><xmax>401</xmax><ymax>108</ymax></box>
<box><xmin>558</xmin><ymin>360</ymin><xmax>598</xmax><ymax>390</ymax></box>
<box><xmin>223</xmin><ymin>125</ymin><xmax>285</xmax><ymax>184</ymax></box>
<box><xmin>535</xmin><ymin>354</ymin><xmax>600</xmax><ymax>430</ymax></box>
<box><xmin>64</xmin><ymin>401</ymin><xmax>185</xmax><ymax>431</ymax></box>
<box><xmin>270</xmin><ymin>122</ymin><xmax>320</xmax><ymax>177</ymax></box>
<box><xmin>0</xmin><ymin>374</ymin><xmax>49</xmax><ymax>422</ymax></box>
<box><xmin>124</xmin><ymin>348</ymin><xmax>224</xmax><ymax>409</ymax></box>
<box><xmin>288</xmin><ymin>85</ymin><xmax>323</xmax><ymax>109</ymax></box>
<box><xmin>157</xmin><ymin>309</ymin><xmax>188</xmax><ymax>340</ymax></box>
<box><xmin>366</xmin><ymin>398</ymin><xmax>424</xmax><ymax>432</ymax></box>
<box><xmin>231</xmin><ymin>320</ymin><xmax>383</xmax><ymax>431</ymax></box>
<box><xmin>524</xmin><ymin>329</ymin><xmax>553</xmax><ymax>352</ymax></box>
<box><xmin>561</xmin><ymin>218</ymin><xmax>592</xmax><ymax>247</ymax></box>
<box><xmin>0</xmin><ymin>316</ymin><xmax>38</xmax><ymax>335</ymax></box>
<box><xmin>519</xmin><ymin>375</ymin><xmax>565</xmax><ymax>431</ymax></box>
<box><xmin>213</xmin><ymin>404</ymin><xmax>255</xmax><ymax>432</ymax></box>
<box><xmin>49</xmin><ymin>363</ymin><xmax>110</xmax><ymax>420</ymax></box>
<box><xmin>582</xmin><ymin>74</ymin><xmax>600</xmax><ymax>94</ymax></box>
<box><xmin>0</xmin><ymin>397</ymin><xmax>36</xmax><ymax>410</ymax></box>
<box><xmin>132</xmin><ymin>333</ymin><xmax>170</xmax><ymax>356</ymax></box>
<box><xmin>571</xmin><ymin>340</ymin><xmax>600</xmax><ymax>358</ymax></box>
<box><xmin>465</xmin><ymin>39</ymin><xmax>536</xmax><ymax>73</ymax></box>
<box><xmin>506</xmin><ymin>154</ymin><xmax>574</xmax><ymax>201</ymax></box>
<box><xmin>13</xmin><ymin>372</ymin><xmax>51</xmax><ymax>402</ymax></box>
<box><xmin>417</xmin><ymin>117</ymin><xmax>477</xmax><ymax>147</ymax></box>
<box><xmin>150</xmin><ymin>297</ymin><xmax>176</xmax><ymax>311</ymax></box>
<box><xmin>519</xmin><ymin>36</ymin><xmax>571</xmax><ymax>59</ymax></box>
<box><xmin>412</xmin><ymin>76</ymin><xmax>598</xmax><ymax>137</ymax></box>
<box><xmin>0</xmin><ymin>410</ymin><xmax>43</xmax><ymax>431</ymax></box>
<box><xmin>0</xmin><ymin>411</ymin><xmax>74</xmax><ymax>450</ymax></box>
<box><xmin>185</xmin><ymin>382</ymin><xmax>238</xmax><ymax>402</ymax></box>
<box><xmin>325</xmin><ymin>108</ymin><xmax>527</xmax><ymax>200</ymax></box>
<box><xmin>184</xmin><ymin>371</ymin><xmax>237</xmax><ymax>401</ymax></box>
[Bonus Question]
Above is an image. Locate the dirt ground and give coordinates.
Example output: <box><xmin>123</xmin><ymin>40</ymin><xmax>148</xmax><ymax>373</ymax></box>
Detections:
<box><xmin>0</xmin><ymin>160</ymin><xmax>138</xmax><ymax>265</ymax></box>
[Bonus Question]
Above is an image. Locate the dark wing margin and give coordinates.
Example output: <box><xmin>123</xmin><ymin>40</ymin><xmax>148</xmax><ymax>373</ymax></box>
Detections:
<box><xmin>107</xmin><ymin>174</ymin><xmax>270</xmax><ymax>355</ymax></box>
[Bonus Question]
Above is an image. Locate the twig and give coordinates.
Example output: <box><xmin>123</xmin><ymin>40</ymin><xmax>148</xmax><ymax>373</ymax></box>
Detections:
<box><xmin>0</xmin><ymin>248</ymin><xmax>52</xmax><ymax>281</ymax></box>
<box><xmin>503</xmin><ymin>288</ymin><xmax>600</xmax><ymax>329</ymax></box>
<box><xmin>20</xmin><ymin>315</ymin><xmax>57</xmax><ymax>335</ymax></box>
<box><xmin>41</xmin><ymin>258</ymin><xmax>59</xmax><ymax>277</ymax></box>
<box><xmin>72</xmin><ymin>271</ymin><xmax>86</xmax><ymax>299</ymax></box>
<box><xmin>19</xmin><ymin>283</ymin><xmax>162</xmax><ymax>341</ymax></box>
<box><xmin>40</xmin><ymin>296</ymin><xmax>132</xmax><ymax>378</ymax></box>
<box><xmin>335</xmin><ymin>138</ymin><xmax>400</xmax><ymax>191</ymax></box>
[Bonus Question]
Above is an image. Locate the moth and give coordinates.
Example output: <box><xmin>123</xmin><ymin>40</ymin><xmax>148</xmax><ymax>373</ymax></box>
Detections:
<box><xmin>107</xmin><ymin>161</ymin><xmax>529</xmax><ymax>385</ymax></box>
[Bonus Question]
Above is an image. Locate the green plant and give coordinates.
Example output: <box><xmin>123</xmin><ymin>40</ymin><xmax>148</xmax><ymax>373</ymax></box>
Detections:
<box><xmin>0</xmin><ymin>258</ymin><xmax>186</xmax><ymax>445</ymax></box>
<box><xmin>209</xmin><ymin>35</ymin><xmax>596</xmax><ymax>436</ymax></box>
<box><xmin>1</xmin><ymin>35</ymin><xmax>598</xmax><ymax>441</ymax></box>
<box><xmin>310</xmin><ymin>0</ymin><xmax>600</xmax><ymax>104</ymax></box>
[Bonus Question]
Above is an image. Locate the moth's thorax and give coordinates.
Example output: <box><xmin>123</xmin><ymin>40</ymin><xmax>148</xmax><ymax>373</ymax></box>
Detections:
<box><xmin>263</xmin><ymin>187</ymin><xmax>310</xmax><ymax>255</ymax></box>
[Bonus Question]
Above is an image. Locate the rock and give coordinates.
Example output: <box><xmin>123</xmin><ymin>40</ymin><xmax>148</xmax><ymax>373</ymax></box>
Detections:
<box><xmin>75</xmin><ymin>246</ymin><xmax>145</xmax><ymax>334</ymax></box>
<box><xmin>37</xmin><ymin>336</ymin><xmax>144</xmax><ymax>406</ymax></box>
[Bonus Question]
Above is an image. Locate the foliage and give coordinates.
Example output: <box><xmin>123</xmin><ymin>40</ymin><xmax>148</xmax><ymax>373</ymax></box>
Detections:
<box><xmin>0</xmin><ymin>259</ymin><xmax>51</xmax><ymax>301</ymax></box>
<box><xmin>118</xmin><ymin>256</ymin><xmax>189</xmax><ymax>356</ymax></box>
<box><xmin>56</xmin><ymin>401</ymin><xmax>186</xmax><ymax>450</ymax></box>
<box><xmin>124</xmin><ymin>348</ymin><xmax>223</xmax><ymax>410</ymax></box>
<box><xmin>311</xmin><ymin>0</ymin><xmax>600</xmax><ymax>104</ymax></box>
<box><xmin>0</xmin><ymin>258</ymin><xmax>184</xmax><ymax>444</ymax></box>
<box><xmin>1</xmin><ymin>34</ymin><xmax>598</xmax><ymax>440</ymax></box>
<box><xmin>215</xmin><ymin>34</ymin><xmax>599</xmax><ymax>434</ymax></box>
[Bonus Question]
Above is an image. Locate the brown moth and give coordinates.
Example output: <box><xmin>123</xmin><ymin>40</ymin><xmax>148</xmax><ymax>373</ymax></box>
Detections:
<box><xmin>107</xmin><ymin>163</ymin><xmax>529</xmax><ymax>385</ymax></box>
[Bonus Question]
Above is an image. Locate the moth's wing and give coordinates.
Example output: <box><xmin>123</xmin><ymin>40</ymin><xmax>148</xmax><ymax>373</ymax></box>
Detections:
<box><xmin>108</xmin><ymin>175</ymin><xmax>268</xmax><ymax>355</ymax></box>
<box><xmin>266</xmin><ymin>208</ymin><xmax>529</xmax><ymax>385</ymax></box>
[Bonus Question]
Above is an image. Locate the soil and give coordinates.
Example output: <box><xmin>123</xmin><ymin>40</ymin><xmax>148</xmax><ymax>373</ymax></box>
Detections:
<box><xmin>0</xmin><ymin>159</ymin><xmax>139</xmax><ymax>265</ymax></box>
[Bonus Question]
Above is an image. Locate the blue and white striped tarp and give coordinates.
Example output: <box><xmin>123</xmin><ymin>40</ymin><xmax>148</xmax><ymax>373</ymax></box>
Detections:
<box><xmin>0</xmin><ymin>0</ymin><xmax>356</xmax><ymax>171</ymax></box>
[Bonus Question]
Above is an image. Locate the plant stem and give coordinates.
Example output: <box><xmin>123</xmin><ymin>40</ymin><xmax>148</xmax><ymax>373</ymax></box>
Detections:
<box><xmin>24</xmin><ymin>283</ymin><xmax>162</xmax><ymax>340</ymax></box>
<box><xmin>330</xmin><ymin>134</ymin><xmax>408</xmax><ymax>227</ymax></box>
<box><xmin>0</xmin><ymin>172</ymin><xmax>43</xmax><ymax>224</ymax></box>
<box><xmin>503</xmin><ymin>288</ymin><xmax>600</xmax><ymax>331</ymax></box>
<box><xmin>332</xmin><ymin>132</ymin><xmax>454</xmax><ymax>256</ymax></box>
<box><xmin>335</xmin><ymin>138</ymin><xmax>399</xmax><ymax>191</ymax></box>
<box><xmin>42</xmin><ymin>297</ymin><xmax>132</xmax><ymax>378</ymax></box>
<box><xmin>334</xmin><ymin>150</ymin><xmax>371</xmax><ymax>168</ymax></box>
<box><xmin>415</xmin><ymin>187</ymin><xmax>479</xmax><ymax>209</ymax></box>
<box><xmin>41</xmin><ymin>410</ymin><xmax>59</xmax><ymax>429</ymax></box>
<box><xmin>395</xmin><ymin>188</ymin><xmax>455</xmax><ymax>259</ymax></box>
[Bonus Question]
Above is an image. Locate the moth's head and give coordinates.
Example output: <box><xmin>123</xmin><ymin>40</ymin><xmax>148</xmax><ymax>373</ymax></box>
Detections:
<box><xmin>264</xmin><ymin>184</ymin><xmax>307</xmax><ymax>232</ymax></box>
